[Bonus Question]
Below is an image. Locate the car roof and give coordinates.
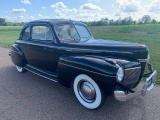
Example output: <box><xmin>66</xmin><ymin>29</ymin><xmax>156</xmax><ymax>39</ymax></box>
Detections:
<box><xmin>27</xmin><ymin>19</ymin><xmax>86</xmax><ymax>26</ymax></box>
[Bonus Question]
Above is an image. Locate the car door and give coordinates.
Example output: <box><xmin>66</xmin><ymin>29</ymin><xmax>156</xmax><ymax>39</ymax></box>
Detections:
<box><xmin>19</xmin><ymin>24</ymin><xmax>61</xmax><ymax>73</ymax></box>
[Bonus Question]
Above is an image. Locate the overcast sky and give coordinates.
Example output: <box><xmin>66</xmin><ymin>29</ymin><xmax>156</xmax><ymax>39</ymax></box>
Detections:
<box><xmin>1</xmin><ymin>0</ymin><xmax>160</xmax><ymax>22</ymax></box>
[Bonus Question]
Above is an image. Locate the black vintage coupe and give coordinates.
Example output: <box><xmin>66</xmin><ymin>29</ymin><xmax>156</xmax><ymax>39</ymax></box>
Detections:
<box><xmin>9</xmin><ymin>19</ymin><xmax>157</xmax><ymax>109</ymax></box>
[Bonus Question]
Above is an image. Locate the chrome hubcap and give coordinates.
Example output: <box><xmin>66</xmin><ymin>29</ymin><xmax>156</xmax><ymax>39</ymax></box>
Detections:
<box><xmin>78</xmin><ymin>80</ymin><xmax>96</xmax><ymax>103</ymax></box>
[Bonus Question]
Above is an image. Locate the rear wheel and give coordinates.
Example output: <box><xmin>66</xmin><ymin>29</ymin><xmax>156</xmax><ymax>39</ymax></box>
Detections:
<box><xmin>16</xmin><ymin>65</ymin><xmax>26</xmax><ymax>73</ymax></box>
<box><xmin>73</xmin><ymin>74</ymin><xmax>106</xmax><ymax>109</ymax></box>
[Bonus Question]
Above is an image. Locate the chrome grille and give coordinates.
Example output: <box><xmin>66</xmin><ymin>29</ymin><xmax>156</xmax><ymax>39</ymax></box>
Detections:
<box><xmin>122</xmin><ymin>67</ymin><xmax>141</xmax><ymax>85</ymax></box>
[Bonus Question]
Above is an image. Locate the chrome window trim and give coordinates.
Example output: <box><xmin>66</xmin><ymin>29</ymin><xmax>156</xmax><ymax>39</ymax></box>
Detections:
<box><xmin>30</xmin><ymin>23</ymin><xmax>56</xmax><ymax>43</ymax></box>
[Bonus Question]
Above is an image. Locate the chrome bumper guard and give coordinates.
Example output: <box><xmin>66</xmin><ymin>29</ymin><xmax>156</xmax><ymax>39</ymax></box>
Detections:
<box><xmin>114</xmin><ymin>70</ymin><xmax>158</xmax><ymax>102</ymax></box>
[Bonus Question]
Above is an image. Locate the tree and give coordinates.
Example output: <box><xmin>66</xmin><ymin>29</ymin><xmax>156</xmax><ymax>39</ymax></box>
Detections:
<box><xmin>127</xmin><ymin>16</ymin><xmax>134</xmax><ymax>25</ymax></box>
<box><xmin>0</xmin><ymin>18</ymin><xmax>6</xmax><ymax>26</ymax></box>
<box><xmin>84</xmin><ymin>15</ymin><xmax>159</xmax><ymax>26</ymax></box>
<box><xmin>133</xmin><ymin>21</ymin><xmax>137</xmax><ymax>25</ymax></box>
<box><xmin>115</xmin><ymin>18</ymin><xmax>122</xmax><ymax>25</ymax></box>
<box><xmin>152</xmin><ymin>19</ymin><xmax>157</xmax><ymax>24</ymax></box>
<box><xmin>140</xmin><ymin>15</ymin><xmax>152</xmax><ymax>24</ymax></box>
<box><xmin>101</xmin><ymin>18</ymin><xmax>109</xmax><ymax>25</ymax></box>
<box><xmin>6</xmin><ymin>22</ymin><xmax>14</xmax><ymax>26</ymax></box>
<box><xmin>109</xmin><ymin>19</ymin><xmax>114</xmax><ymax>25</ymax></box>
<box><xmin>120</xmin><ymin>16</ymin><xmax>134</xmax><ymax>25</ymax></box>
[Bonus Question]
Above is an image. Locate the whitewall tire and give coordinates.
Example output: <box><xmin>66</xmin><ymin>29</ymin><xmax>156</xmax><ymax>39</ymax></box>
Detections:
<box><xmin>16</xmin><ymin>65</ymin><xmax>26</xmax><ymax>73</ymax></box>
<box><xmin>73</xmin><ymin>74</ymin><xmax>105</xmax><ymax>109</ymax></box>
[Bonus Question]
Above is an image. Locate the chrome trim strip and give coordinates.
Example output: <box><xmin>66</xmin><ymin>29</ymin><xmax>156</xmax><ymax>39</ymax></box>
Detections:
<box><xmin>59</xmin><ymin>62</ymin><xmax>115</xmax><ymax>77</ymax></box>
<box><xmin>61</xmin><ymin>47</ymin><xmax>132</xmax><ymax>54</ymax></box>
<box><xmin>125</xmin><ymin>67</ymin><xmax>141</xmax><ymax>70</ymax></box>
<box><xmin>138</xmin><ymin>59</ymin><xmax>147</xmax><ymax>62</ymax></box>
<box><xmin>24</xmin><ymin>67</ymin><xmax>58</xmax><ymax>82</ymax></box>
<box><xmin>26</xmin><ymin>64</ymin><xmax>57</xmax><ymax>77</ymax></box>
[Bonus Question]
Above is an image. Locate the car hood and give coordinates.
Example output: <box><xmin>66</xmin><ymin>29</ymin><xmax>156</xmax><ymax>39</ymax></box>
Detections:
<box><xmin>68</xmin><ymin>38</ymin><xmax>149</xmax><ymax>61</ymax></box>
<box><xmin>80</xmin><ymin>38</ymin><xmax>142</xmax><ymax>47</ymax></box>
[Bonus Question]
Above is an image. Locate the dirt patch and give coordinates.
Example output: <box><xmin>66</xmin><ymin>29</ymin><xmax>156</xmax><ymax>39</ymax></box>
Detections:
<box><xmin>132</xmin><ymin>31</ymin><xmax>147</xmax><ymax>35</ymax></box>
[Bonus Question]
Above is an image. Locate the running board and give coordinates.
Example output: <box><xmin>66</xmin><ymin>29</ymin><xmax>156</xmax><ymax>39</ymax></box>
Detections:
<box><xmin>24</xmin><ymin>65</ymin><xmax>58</xmax><ymax>82</ymax></box>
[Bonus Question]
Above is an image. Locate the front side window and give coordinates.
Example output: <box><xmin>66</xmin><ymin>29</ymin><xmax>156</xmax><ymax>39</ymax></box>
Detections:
<box><xmin>32</xmin><ymin>26</ymin><xmax>53</xmax><ymax>41</ymax></box>
<box><xmin>54</xmin><ymin>24</ymin><xmax>91</xmax><ymax>43</ymax></box>
<box><xmin>21</xmin><ymin>27</ymin><xmax>30</xmax><ymax>40</ymax></box>
<box><xmin>75</xmin><ymin>25</ymin><xmax>91</xmax><ymax>38</ymax></box>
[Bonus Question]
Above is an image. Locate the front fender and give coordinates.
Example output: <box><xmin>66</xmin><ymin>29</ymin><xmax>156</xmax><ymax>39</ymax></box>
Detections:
<box><xmin>9</xmin><ymin>44</ymin><xmax>26</xmax><ymax>67</ymax></box>
<box><xmin>59</xmin><ymin>56</ymin><xmax>119</xmax><ymax>76</ymax></box>
<box><xmin>58</xmin><ymin>55</ymin><xmax>118</xmax><ymax>94</ymax></box>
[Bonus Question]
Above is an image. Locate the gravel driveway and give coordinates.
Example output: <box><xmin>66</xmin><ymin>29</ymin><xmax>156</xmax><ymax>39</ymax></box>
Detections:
<box><xmin>0</xmin><ymin>47</ymin><xmax>160</xmax><ymax>120</ymax></box>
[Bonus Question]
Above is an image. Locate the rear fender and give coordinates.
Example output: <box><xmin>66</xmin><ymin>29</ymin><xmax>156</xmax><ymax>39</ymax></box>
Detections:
<box><xmin>10</xmin><ymin>44</ymin><xmax>26</xmax><ymax>67</ymax></box>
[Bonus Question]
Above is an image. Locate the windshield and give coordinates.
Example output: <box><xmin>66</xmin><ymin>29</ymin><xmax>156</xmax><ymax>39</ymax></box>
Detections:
<box><xmin>54</xmin><ymin>24</ymin><xmax>91</xmax><ymax>43</ymax></box>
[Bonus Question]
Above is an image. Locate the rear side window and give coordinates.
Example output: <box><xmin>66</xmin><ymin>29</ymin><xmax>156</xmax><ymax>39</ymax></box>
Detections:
<box><xmin>21</xmin><ymin>27</ymin><xmax>30</xmax><ymax>40</ymax></box>
<box><xmin>31</xmin><ymin>26</ymin><xmax>53</xmax><ymax>41</ymax></box>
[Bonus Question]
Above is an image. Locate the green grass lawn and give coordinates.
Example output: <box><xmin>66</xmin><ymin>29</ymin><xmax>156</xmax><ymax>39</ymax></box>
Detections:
<box><xmin>0</xmin><ymin>25</ymin><xmax>159</xmax><ymax>84</ymax></box>
<box><xmin>0</xmin><ymin>26</ymin><xmax>22</xmax><ymax>47</ymax></box>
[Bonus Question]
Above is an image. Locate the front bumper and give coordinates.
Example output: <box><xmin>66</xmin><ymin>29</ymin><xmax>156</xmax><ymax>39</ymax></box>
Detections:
<box><xmin>114</xmin><ymin>70</ymin><xmax>157</xmax><ymax>102</ymax></box>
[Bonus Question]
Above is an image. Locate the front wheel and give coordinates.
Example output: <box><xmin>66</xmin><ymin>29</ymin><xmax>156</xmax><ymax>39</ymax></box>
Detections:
<box><xmin>73</xmin><ymin>74</ymin><xmax>106</xmax><ymax>109</ymax></box>
<box><xmin>16</xmin><ymin>65</ymin><xmax>26</xmax><ymax>73</ymax></box>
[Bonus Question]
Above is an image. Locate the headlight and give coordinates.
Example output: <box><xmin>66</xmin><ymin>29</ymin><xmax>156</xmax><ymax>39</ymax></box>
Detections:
<box><xmin>116</xmin><ymin>67</ymin><xmax>124</xmax><ymax>82</ymax></box>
